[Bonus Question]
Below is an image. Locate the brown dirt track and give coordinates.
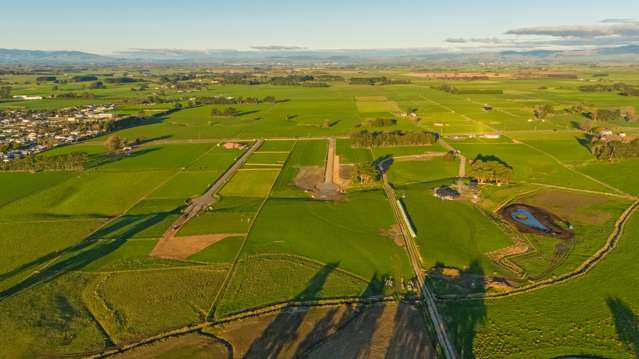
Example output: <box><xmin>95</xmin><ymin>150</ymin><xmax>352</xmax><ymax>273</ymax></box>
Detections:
<box><xmin>151</xmin><ymin>233</ymin><xmax>245</xmax><ymax>259</ymax></box>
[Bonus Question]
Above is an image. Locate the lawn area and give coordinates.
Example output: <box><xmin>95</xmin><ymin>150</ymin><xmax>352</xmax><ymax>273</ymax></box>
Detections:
<box><xmin>397</xmin><ymin>182</ymin><xmax>513</xmax><ymax>273</ymax></box>
<box><xmin>241</xmin><ymin>190</ymin><xmax>413</xmax><ymax>280</ymax></box>
<box><xmin>387</xmin><ymin>157</ymin><xmax>459</xmax><ymax>185</ymax></box>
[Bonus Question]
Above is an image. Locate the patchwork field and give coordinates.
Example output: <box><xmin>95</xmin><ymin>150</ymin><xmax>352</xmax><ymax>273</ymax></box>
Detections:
<box><xmin>2</xmin><ymin>65</ymin><xmax>639</xmax><ymax>358</ymax></box>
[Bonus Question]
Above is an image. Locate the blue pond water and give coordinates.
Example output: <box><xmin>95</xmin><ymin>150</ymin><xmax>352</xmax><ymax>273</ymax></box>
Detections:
<box><xmin>511</xmin><ymin>208</ymin><xmax>549</xmax><ymax>232</ymax></box>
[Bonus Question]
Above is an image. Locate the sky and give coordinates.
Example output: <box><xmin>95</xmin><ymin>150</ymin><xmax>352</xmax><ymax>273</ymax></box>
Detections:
<box><xmin>1</xmin><ymin>0</ymin><xmax>639</xmax><ymax>54</ymax></box>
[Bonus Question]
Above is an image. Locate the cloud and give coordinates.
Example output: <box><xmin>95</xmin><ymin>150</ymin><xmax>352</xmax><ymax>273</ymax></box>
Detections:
<box><xmin>250</xmin><ymin>45</ymin><xmax>307</xmax><ymax>51</ymax></box>
<box><xmin>600</xmin><ymin>18</ymin><xmax>638</xmax><ymax>24</ymax></box>
<box><xmin>446</xmin><ymin>37</ymin><xmax>507</xmax><ymax>44</ymax></box>
<box><xmin>505</xmin><ymin>22</ymin><xmax>639</xmax><ymax>38</ymax></box>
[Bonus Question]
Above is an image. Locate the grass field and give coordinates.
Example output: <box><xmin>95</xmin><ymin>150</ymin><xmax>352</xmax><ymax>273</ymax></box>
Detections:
<box><xmin>3</xmin><ymin>65</ymin><xmax>639</xmax><ymax>358</ymax></box>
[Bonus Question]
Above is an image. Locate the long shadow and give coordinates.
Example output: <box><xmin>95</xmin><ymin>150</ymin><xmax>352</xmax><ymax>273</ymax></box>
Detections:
<box><xmin>85</xmin><ymin>147</ymin><xmax>161</xmax><ymax>169</ymax></box>
<box><xmin>243</xmin><ymin>263</ymin><xmax>339</xmax><ymax>359</ymax></box>
<box><xmin>576</xmin><ymin>134</ymin><xmax>594</xmax><ymax>153</ymax></box>
<box><xmin>385</xmin><ymin>300</ymin><xmax>435</xmax><ymax>359</ymax></box>
<box><xmin>0</xmin><ymin>210</ymin><xmax>177</xmax><ymax>300</ymax></box>
<box><xmin>293</xmin><ymin>273</ymin><xmax>386</xmax><ymax>358</ymax></box>
<box><xmin>473</xmin><ymin>154</ymin><xmax>512</xmax><ymax>169</ymax></box>
<box><xmin>375</xmin><ymin>155</ymin><xmax>394</xmax><ymax>175</ymax></box>
<box><xmin>430</xmin><ymin>260</ymin><xmax>487</xmax><ymax>359</ymax></box>
<box><xmin>607</xmin><ymin>297</ymin><xmax>639</xmax><ymax>357</ymax></box>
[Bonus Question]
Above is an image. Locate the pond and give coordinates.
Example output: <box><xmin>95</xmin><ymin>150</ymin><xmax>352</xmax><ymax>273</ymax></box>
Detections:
<box><xmin>511</xmin><ymin>208</ymin><xmax>549</xmax><ymax>232</ymax></box>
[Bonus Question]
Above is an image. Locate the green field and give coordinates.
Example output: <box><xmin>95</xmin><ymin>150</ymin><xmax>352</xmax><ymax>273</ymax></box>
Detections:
<box><xmin>2</xmin><ymin>65</ymin><xmax>639</xmax><ymax>358</ymax></box>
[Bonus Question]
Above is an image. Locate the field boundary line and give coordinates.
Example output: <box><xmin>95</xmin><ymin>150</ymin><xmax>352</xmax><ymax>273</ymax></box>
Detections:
<box><xmin>83</xmin><ymin>296</ymin><xmax>398</xmax><ymax>359</ymax></box>
<box><xmin>517</xmin><ymin>140</ymin><xmax>629</xmax><ymax>196</ymax></box>
<box><xmin>238</xmin><ymin>252</ymin><xmax>372</xmax><ymax>283</ymax></box>
<box><xmin>0</xmin><ymin>142</ymin><xmax>225</xmax><ymax>302</ymax></box>
<box><xmin>439</xmin><ymin>200</ymin><xmax>639</xmax><ymax>302</ymax></box>
<box><xmin>204</xmin><ymin>140</ymin><xmax>294</xmax><ymax>319</ymax></box>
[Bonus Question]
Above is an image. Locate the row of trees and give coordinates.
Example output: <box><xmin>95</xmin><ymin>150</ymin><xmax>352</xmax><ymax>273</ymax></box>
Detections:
<box><xmin>591</xmin><ymin>138</ymin><xmax>639</xmax><ymax>160</ymax></box>
<box><xmin>469</xmin><ymin>156</ymin><xmax>513</xmax><ymax>185</ymax></box>
<box><xmin>195</xmin><ymin>95</ymin><xmax>279</xmax><ymax>106</ymax></box>
<box><xmin>434</xmin><ymin>84</ymin><xmax>503</xmax><ymax>95</ymax></box>
<box><xmin>211</xmin><ymin>107</ymin><xmax>241</xmax><ymax>117</ymax></box>
<box><xmin>351</xmin><ymin>130</ymin><xmax>439</xmax><ymax>147</ymax></box>
<box><xmin>349</xmin><ymin>77</ymin><xmax>411</xmax><ymax>85</ymax></box>
<box><xmin>0</xmin><ymin>152</ymin><xmax>88</xmax><ymax>171</ymax></box>
<box><xmin>579</xmin><ymin>82</ymin><xmax>639</xmax><ymax>96</ymax></box>
<box><xmin>588</xmin><ymin>108</ymin><xmax>636</xmax><ymax>122</ymax></box>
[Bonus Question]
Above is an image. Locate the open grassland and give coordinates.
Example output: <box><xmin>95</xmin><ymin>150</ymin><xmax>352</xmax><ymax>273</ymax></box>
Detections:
<box><xmin>397</xmin><ymin>182</ymin><xmax>513</xmax><ymax>275</ymax></box>
<box><xmin>85</xmin><ymin>268</ymin><xmax>227</xmax><ymax>344</ymax></box>
<box><xmin>387</xmin><ymin>157</ymin><xmax>459</xmax><ymax>186</ymax></box>
<box><xmin>216</xmin><ymin>255</ymin><xmax>370</xmax><ymax>317</ymax></box>
<box><xmin>440</xmin><ymin>210</ymin><xmax>639</xmax><ymax>359</ymax></box>
<box><xmin>0</xmin><ymin>273</ymin><xmax>108</xmax><ymax>358</ymax></box>
<box><xmin>241</xmin><ymin>190</ymin><xmax>413</xmax><ymax>281</ymax></box>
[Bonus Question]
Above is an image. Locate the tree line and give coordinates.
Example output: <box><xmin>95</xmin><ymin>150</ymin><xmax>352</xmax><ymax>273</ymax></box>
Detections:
<box><xmin>350</xmin><ymin>130</ymin><xmax>439</xmax><ymax>147</ymax></box>
<box><xmin>0</xmin><ymin>152</ymin><xmax>88</xmax><ymax>172</ymax></box>
<box><xmin>434</xmin><ymin>84</ymin><xmax>503</xmax><ymax>95</ymax></box>
<box><xmin>579</xmin><ymin>82</ymin><xmax>639</xmax><ymax>97</ymax></box>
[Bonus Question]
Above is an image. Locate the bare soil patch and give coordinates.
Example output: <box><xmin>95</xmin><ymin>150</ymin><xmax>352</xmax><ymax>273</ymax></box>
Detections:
<box><xmin>151</xmin><ymin>233</ymin><xmax>245</xmax><ymax>259</ymax></box>
<box><xmin>294</xmin><ymin>166</ymin><xmax>324</xmax><ymax>192</ymax></box>
<box><xmin>209</xmin><ymin>302</ymin><xmax>434</xmax><ymax>359</ymax></box>
<box><xmin>380</xmin><ymin>224</ymin><xmax>405</xmax><ymax>247</ymax></box>
<box><xmin>113</xmin><ymin>333</ymin><xmax>229</xmax><ymax>359</ymax></box>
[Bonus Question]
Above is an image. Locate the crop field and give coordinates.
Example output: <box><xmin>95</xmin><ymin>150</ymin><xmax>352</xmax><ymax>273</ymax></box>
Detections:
<box><xmin>2</xmin><ymin>65</ymin><xmax>639</xmax><ymax>358</ymax></box>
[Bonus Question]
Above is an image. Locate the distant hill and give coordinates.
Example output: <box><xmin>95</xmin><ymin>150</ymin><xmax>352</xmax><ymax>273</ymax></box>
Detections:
<box><xmin>0</xmin><ymin>48</ymin><xmax>114</xmax><ymax>65</ymax></box>
<box><xmin>1</xmin><ymin>45</ymin><xmax>638</xmax><ymax>65</ymax></box>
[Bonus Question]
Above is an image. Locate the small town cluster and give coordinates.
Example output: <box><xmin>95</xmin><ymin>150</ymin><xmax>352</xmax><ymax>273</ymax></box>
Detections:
<box><xmin>0</xmin><ymin>104</ymin><xmax>115</xmax><ymax>161</ymax></box>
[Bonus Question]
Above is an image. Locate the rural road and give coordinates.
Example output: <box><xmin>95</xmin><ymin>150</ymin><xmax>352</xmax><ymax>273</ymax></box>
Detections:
<box><xmin>154</xmin><ymin>139</ymin><xmax>264</xmax><ymax>250</ymax></box>
<box><xmin>382</xmin><ymin>176</ymin><xmax>458</xmax><ymax>359</ymax></box>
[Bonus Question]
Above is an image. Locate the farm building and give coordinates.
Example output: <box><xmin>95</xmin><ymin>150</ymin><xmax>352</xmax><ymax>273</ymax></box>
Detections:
<box><xmin>433</xmin><ymin>186</ymin><xmax>460</xmax><ymax>200</ymax></box>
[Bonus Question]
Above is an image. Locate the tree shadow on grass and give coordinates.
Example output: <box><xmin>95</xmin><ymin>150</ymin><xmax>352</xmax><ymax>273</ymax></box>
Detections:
<box><xmin>607</xmin><ymin>297</ymin><xmax>639</xmax><ymax>357</ymax></box>
<box><xmin>85</xmin><ymin>147</ymin><xmax>161</xmax><ymax>169</ymax></box>
<box><xmin>374</xmin><ymin>155</ymin><xmax>394</xmax><ymax>175</ymax></box>
<box><xmin>292</xmin><ymin>273</ymin><xmax>386</xmax><ymax>358</ymax></box>
<box><xmin>429</xmin><ymin>260</ymin><xmax>486</xmax><ymax>359</ymax></box>
<box><xmin>243</xmin><ymin>262</ymin><xmax>340</xmax><ymax>359</ymax></box>
<box><xmin>575</xmin><ymin>135</ymin><xmax>594</xmax><ymax>153</ymax></box>
<box><xmin>0</xmin><ymin>210</ymin><xmax>176</xmax><ymax>300</ymax></box>
<box><xmin>473</xmin><ymin>154</ymin><xmax>512</xmax><ymax>169</ymax></box>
